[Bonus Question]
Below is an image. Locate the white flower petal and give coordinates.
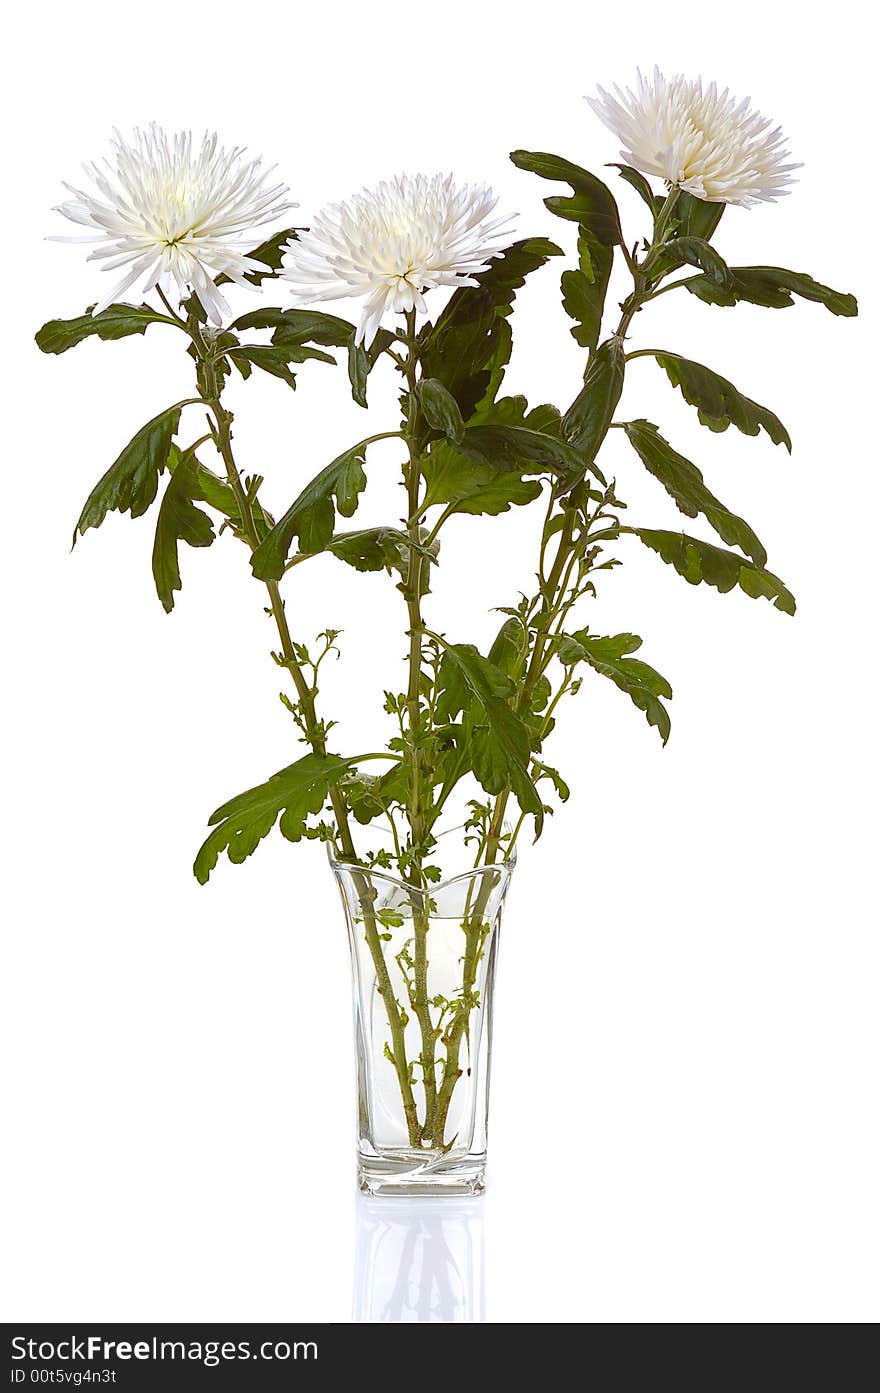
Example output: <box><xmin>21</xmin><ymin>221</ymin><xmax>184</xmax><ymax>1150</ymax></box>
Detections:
<box><xmin>586</xmin><ymin>70</ymin><xmax>800</xmax><ymax>207</ymax></box>
<box><xmin>281</xmin><ymin>172</ymin><xmax>515</xmax><ymax>342</ymax></box>
<box><xmin>52</xmin><ymin>123</ymin><xmax>294</xmax><ymax>321</ymax></box>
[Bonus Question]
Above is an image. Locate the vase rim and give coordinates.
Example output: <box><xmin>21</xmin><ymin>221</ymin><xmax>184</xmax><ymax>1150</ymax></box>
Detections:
<box><xmin>326</xmin><ymin>820</ymin><xmax>516</xmax><ymax>892</ymax></box>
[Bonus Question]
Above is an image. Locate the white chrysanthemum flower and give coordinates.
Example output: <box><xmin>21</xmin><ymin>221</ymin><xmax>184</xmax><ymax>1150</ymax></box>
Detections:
<box><xmin>53</xmin><ymin>125</ymin><xmax>294</xmax><ymax>323</ymax></box>
<box><xmin>280</xmin><ymin>173</ymin><xmax>515</xmax><ymax>347</ymax></box>
<box><xmin>586</xmin><ymin>68</ymin><xmax>800</xmax><ymax>207</ymax></box>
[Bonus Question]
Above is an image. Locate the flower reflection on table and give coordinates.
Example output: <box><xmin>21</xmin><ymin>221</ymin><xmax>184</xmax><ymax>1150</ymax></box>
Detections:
<box><xmin>353</xmin><ymin>1193</ymin><xmax>486</xmax><ymax>1322</ymax></box>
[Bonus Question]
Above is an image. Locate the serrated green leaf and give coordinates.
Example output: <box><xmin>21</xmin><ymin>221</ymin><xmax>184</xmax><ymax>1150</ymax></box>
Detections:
<box><xmin>422</xmin><ymin>396</ymin><xmax>568</xmax><ymax>516</ymax></box>
<box><xmin>650</xmin><ymin>353</ymin><xmax>791</xmax><ymax>449</ymax></box>
<box><xmin>74</xmin><ymin>405</ymin><xmax>181</xmax><ymax>540</ymax></box>
<box><xmin>435</xmin><ymin>643</ymin><xmax>515</xmax><ymax>718</ymax></box>
<box><xmin>468</xmin><ymin>237</ymin><xmax>563</xmax><ymax>318</ymax></box>
<box><xmin>228</xmin><ymin>339</ymin><xmax>336</xmax><ymax>388</ymax></box>
<box><xmin>228</xmin><ymin>345</ymin><xmax>298</xmax><ymax>387</ymax></box>
<box><xmin>419</xmin><ymin>238</ymin><xmax>562</xmax><ymax>416</ymax></box>
<box><xmin>151</xmin><ymin>448</ymin><xmax>215</xmax><ymax>612</ymax></box>
<box><xmin>435</xmin><ymin>643</ymin><xmax>543</xmax><ymax>832</ymax></box>
<box><xmin>563</xmin><ymin>629</ymin><xmax>672</xmax><ymax>743</ymax></box>
<box><xmin>686</xmin><ymin>266</ymin><xmax>858</xmax><ymax>316</ymax></box>
<box><xmin>230</xmin><ymin>307</ymin><xmax>353</xmax><ymax>344</ymax></box>
<box><xmin>422</xmin><ymin>442</ymin><xmax>543</xmax><ymax>517</ymax></box>
<box><xmin>510</xmin><ymin>150</ymin><xmax>622</xmax><ymax>245</ymax></box>
<box><xmin>35</xmin><ymin>303</ymin><xmax>177</xmax><ymax>355</ymax></box>
<box><xmin>632</xmin><ymin>528</ymin><xmax>796</xmax><ymax>614</ymax></box>
<box><xmin>250</xmin><ymin>443</ymin><xmax>368</xmax><ymax>579</ymax></box>
<box><xmin>194</xmin><ymin>752</ymin><xmax>354</xmax><ymax>883</ymax></box>
<box><xmin>326</xmin><ymin>526</ymin><xmax>433</xmax><ymax>576</ymax></box>
<box><xmin>216</xmin><ymin>228</ymin><xmax>300</xmax><ymax>286</ymax></box>
<box><xmin>473</xmin><ymin>394</ymin><xmax>563</xmax><ymax>432</ymax></box>
<box><xmin>561</xmin><ymin>229</ymin><xmax>613</xmax><ymax>351</ymax></box>
<box><xmin>623</xmin><ymin>420</ymin><xmax>767</xmax><ymax>566</ymax></box>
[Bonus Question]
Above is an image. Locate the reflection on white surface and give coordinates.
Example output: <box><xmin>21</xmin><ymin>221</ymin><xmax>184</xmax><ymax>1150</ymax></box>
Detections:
<box><xmin>353</xmin><ymin>1194</ymin><xmax>486</xmax><ymax>1322</ymax></box>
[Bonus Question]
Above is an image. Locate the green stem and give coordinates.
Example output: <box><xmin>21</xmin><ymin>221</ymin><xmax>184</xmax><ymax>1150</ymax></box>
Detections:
<box><xmin>192</xmin><ymin>341</ymin><xmax>421</xmax><ymax>1143</ymax></box>
<box><xmin>155</xmin><ymin>287</ymin><xmax>188</xmax><ymax>325</ymax></box>
<box><xmin>644</xmin><ymin>186</ymin><xmax>682</xmax><ymax>269</ymax></box>
<box><xmin>477</xmin><ymin>225</ymin><xmax>664</xmax><ymax>866</ymax></box>
<box><xmin>520</xmin><ymin>508</ymin><xmax>577</xmax><ymax>702</ymax></box>
<box><xmin>433</xmin><ymin>864</ymin><xmax>498</xmax><ymax>1144</ymax></box>
<box><xmin>399</xmin><ymin>308</ymin><xmax>438</xmax><ymax>1141</ymax></box>
<box><xmin>641</xmin><ymin>275</ymin><xmax>700</xmax><ymax>302</ymax></box>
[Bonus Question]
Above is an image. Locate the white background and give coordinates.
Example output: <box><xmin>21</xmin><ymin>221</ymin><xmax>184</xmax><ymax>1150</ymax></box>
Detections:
<box><xmin>2</xmin><ymin>0</ymin><xmax>877</xmax><ymax>1324</ymax></box>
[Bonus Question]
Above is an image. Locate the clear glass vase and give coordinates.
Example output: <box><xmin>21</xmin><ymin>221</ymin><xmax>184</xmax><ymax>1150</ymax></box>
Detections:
<box><xmin>330</xmin><ymin>836</ymin><xmax>514</xmax><ymax>1196</ymax></box>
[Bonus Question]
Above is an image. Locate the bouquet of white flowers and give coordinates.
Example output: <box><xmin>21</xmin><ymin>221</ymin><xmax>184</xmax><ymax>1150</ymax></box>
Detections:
<box><xmin>38</xmin><ymin>72</ymin><xmax>857</xmax><ymax>1193</ymax></box>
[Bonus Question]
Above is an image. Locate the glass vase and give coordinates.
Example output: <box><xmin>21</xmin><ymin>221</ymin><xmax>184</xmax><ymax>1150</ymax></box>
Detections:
<box><xmin>330</xmin><ymin>838</ymin><xmax>514</xmax><ymax>1196</ymax></box>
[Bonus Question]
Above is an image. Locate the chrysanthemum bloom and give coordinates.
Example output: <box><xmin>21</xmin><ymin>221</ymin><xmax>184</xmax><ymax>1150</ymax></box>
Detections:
<box><xmin>53</xmin><ymin>125</ymin><xmax>294</xmax><ymax>323</ymax></box>
<box><xmin>280</xmin><ymin>174</ymin><xmax>515</xmax><ymax>347</ymax></box>
<box><xmin>586</xmin><ymin>68</ymin><xmax>800</xmax><ymax>207</ymax></box>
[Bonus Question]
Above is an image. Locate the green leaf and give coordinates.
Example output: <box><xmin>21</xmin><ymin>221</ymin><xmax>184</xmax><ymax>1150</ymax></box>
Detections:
<box><xmin>250</xmin><ymin>443</ymin><xmax>368</xmax><ymax>579</ymax></box>
<box><xmin>435</xmin><ymin>642</ymin><xmax>515</xmax><ymax>716</ymax></box>
<box><xmin>560</xmin><ymin>630</ymin><xmax>672</xmax><ymax>744</ymax></box>
<box><xmin>422</xmin><ymin>442</ymin><xmax>543</xmax><ymax>517</ymax></box>
<box><xmin>650</xmin><ymin>353</ymin><xmax>791</xmax><ymax>449</ymax></box>
<box><xmin>421</xmin><ymin>398</ymin><xmax>570</xmax><ymax>516</ymax></box>
<box><xmin>190</xmin><ymin>460</ymin><xmax>274</xmax><ymax>543</ymax></box>
<box><xmin>419</xmin><ymin>238</ymin><xmax>563</xmax><ymax>416</ymax></box>
<box><xmin>466</xmin><ymin>237</ymin><xmax>563</xmax><ymax>318</ymax></box>
<box><xmin>348</xmin><ymin>329</ymin><xmax>394</xmax><ymax>408</ymax></box>
<box><xmin>534</xmin><ymin>762</ymin><xmax>571</xmax><ymax>802</ymax></box>
<box><xmin>510</xmin><ymin>150</ymin><xmax>622</xmax><ymax>245</ymax></box>
<box><xmin>561</xmin><ymin>229</ymin><xmax>613</xmax><ymax>351</ymax></box>
<box><xmin>610</xmin><ymin>164</ymin><xmax>662</xmax><ymax>213</ymax></box>
<box><xmin>435</xmin><ymin>643</ymin><xmax>543</xmax><ymax>832</ymax></box>
<box><xmin>655</xmin><ymin>236</ymin><xmax>732</xmax><ymax>288</ymax></box>
<box><xmin>228</xmin><ymin>345</ymin><xmax>299</xmax><ymax>387</ymax></box>
<box><xmin>623</xmin><ymin>420</ymin><xmax>767</xmax><ymax>566</ymax></box>
<box><xmin>561</xmin><ymin>336</ymin><xmax>625</xmax><ymax>465</ymax></box>
<box><xmin>230</xmin><ymin>307</ymin><xmax>353</xmax><ymax>345</ymax></box>
<box><xmin>419</xmin><ymin>378</ymin><xmax>465</xmax><ymax>443</ymax></box>
<box><xmin>151</xmin><ymin>448</ymin><xmax>215</xmax><ymax>612</ymax></box>
<box><xmin>326</xmin><ymin>527</ymin><xmax>434</xmax><ymax>576</ymax></box>
<box><xmin>674</xmin><ymin>191</ymin><xmax>725</xmax><ymax>242</ymax></box>
<box><xmin>686</xmin><ymin>266</ymin><xmax>858</xmax><ymax>316</ymax></box>
<box><xmin>631</xmin><ymin>528</ymin><xmax>796</xmax><ymax>614</ymax></box>
<box><xmin>74</xmin><ymin>406</ymin><xmax>182</xmax><ymax>540</ymax></box>
<box><xmin>457</xmin><ymin>421</ymin><xmax>584</xmax><ymax>475</ymax></box>
<box><xmin>228</xmin><ymin>338</ymin><xmax>336</xmax><ymax>388</ymax></box>
<box><xmin>487</xmin><ymin>618</ymin><xmax>522</xmax><ymax>676</ymax></box>
<box><xmin>471</xmin><ymin>393</ymin><xmax>564</xmax><ymax>434</ymax></box>
<box><xmin>345</xmin><ymin>764</ymin><xmax>408</xmax><ymax>824</ymax></box>
<box><xmin>35</xmin><ymin>303</ymin><xmax>176</xmax><ymax>355</ymax></box>
<box><xmin>194</xmin><ymin>752</ymin><xmax>354</xmax><ymax>883</ymax></box>
<box><xmin>216</xmin><ymin>228</ymin><xmax>300</xmax><ymax>286</ymax></box>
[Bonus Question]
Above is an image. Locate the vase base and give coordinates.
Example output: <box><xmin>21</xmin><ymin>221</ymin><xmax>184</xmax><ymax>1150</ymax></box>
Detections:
<box><xmin>357</xmin><ymin>1148</ymin><xmax>486</xmax><ymax>1197</ymax></box>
